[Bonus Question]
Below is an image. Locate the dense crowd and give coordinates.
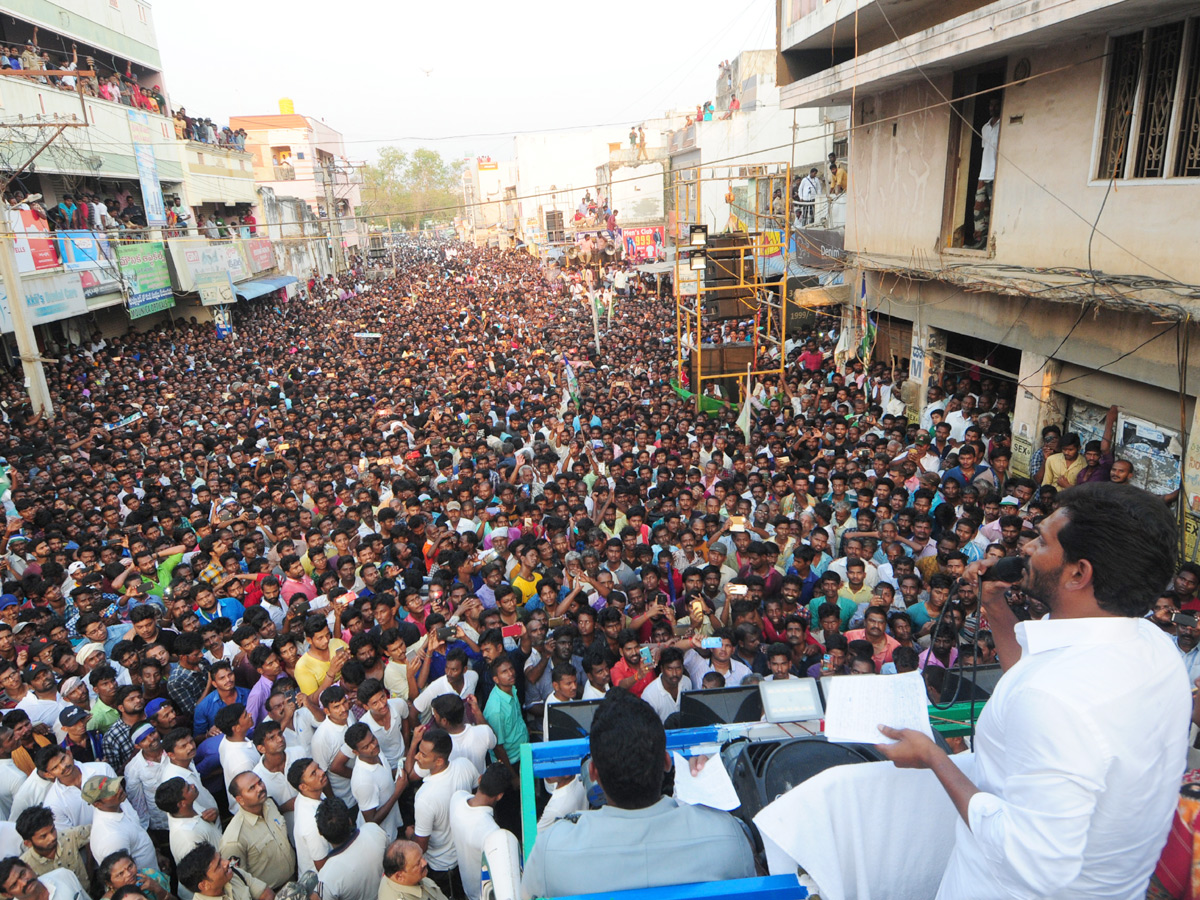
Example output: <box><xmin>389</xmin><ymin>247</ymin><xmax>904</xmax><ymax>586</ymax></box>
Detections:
<box><xmin>0</xmin><ymin>238</ymin><xmax>1192</xmax><ymax>900</ymax></box>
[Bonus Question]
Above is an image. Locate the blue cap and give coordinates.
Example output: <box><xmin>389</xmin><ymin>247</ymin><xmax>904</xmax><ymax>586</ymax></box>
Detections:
<box><xmin>0</xmin><ymin>595</ymin><xmax>17</xmax><ymax>610</ymax></box>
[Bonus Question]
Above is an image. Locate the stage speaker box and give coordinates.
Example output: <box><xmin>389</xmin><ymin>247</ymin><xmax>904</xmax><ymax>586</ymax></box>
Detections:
<box><xmin>940</xmin><ymin>662</ymin><xmax>1003</xmax><ymax>705</ymax></box>
<box><xmin>545</xmin><ymin>210</ymin><xmax>564</xmax><ymax>243</ymax></box>
<box><xmin>689</xmin><ymin>341</ymin><xmax>757</xmax><ymax>398</ymax></box>
<box><xmin>723</xmin><ymin>736</ymin><xmax>885</xmax><ymax>826</ymax></box>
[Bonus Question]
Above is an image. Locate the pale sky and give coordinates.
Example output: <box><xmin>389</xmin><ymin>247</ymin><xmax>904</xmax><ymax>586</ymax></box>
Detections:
<box><xmin>153</xmin><ymin>0</ymin><xmax>776</xmax><ymax>165</ymax></box>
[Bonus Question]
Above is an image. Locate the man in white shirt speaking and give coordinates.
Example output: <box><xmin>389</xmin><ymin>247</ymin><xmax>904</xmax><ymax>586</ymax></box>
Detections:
<box><xmin>879</xmin><ymin>482</ymin><xmax>1190</xmax><ymax>900</ymax></box>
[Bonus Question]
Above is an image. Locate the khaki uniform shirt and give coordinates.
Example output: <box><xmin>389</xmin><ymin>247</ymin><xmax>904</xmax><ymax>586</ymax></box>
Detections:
<box><xmin>197</xmin><ymin>868</ymin><xmax>269</xmax><ymax>900</ymax></box>
<box><xmin>219</xmin><ymin>799</ymin><xmax>296</xmax><ymax>889</ymax></box>
<box><xmin>378</xmin><ymin>876</ymin><xmax>449</xmax><ymax>900</ymax></box>
<box><xmin>20</xmin><ymin>825</ymin><xmax>92</xmax><ymax>886</ymax></box>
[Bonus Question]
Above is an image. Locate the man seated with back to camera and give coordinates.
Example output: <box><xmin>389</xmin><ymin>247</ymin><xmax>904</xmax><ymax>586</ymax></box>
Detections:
<box><xmin>521</xmin><ymin>688</ymin><xmax>755</xmax><ymax>898</ymax></box>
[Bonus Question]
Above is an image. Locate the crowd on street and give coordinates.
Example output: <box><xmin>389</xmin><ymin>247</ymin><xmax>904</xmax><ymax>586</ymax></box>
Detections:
<box><xmin>0</xmin><ymin>238</ymin><xmax>1192</xmax><ymax>900</ymax></box>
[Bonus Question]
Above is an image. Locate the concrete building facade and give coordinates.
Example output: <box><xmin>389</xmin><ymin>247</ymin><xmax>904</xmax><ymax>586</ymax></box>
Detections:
<box><xmin>230</xmin><ymin>108</ymin><xmax>364</xmax><ymax>250</ymax></box>
<box><xmin>778</xmin><ymin>0</ymin><xmax>1200</xmax><ymax>547</ymax></box>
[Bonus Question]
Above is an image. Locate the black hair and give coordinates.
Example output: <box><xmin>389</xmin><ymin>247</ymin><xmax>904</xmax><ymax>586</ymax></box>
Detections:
<box><xmin>214</xmin><ymin>702</ymin><xmax>246</xmax><ymax>737</ymax></box>
<box><xmin>419</xmin><ymin>726</ymin><xmax>452</xmax><ymax>761</ymax></box>
<box><xmin>177</xmin><ymin>842</ymin><xmax>218</xmax><ymax>894</ymax></box>
<box><xmin>154</xmin><ymin>777</ymin><xmax>188</xmax><ymax>816</ymax></box>
<box><xmin>251</xmin><ymin>719</ymin><xmax>281</xmax><ymax>748</ymax></box>
<box><xmin>286</xmin><ymin>757</ymin><xmax>315</xmax><ymax>791</ymax></box>
<box><xmin>430</xmin><ymin>693</ymin><xmax>464</xmax><ymax>726</ymax></box>
<box><xmin>15</xmin><ymin>804</ymin><xmax>54</xmax><ymax>840</ymax></box>
<box><xmin>343</xmin><ymin>722</ymin><xmax>372</xmax><ymax>752</ymax></box>
<box><xmin>477</xmin><ymin>762</ymin><xmax>510</xmax><ymax>799</ymax></box>
<box><xmin>356</xmin><ymin>677</ymin><xmax>387</xmax><ymax>706</ymax></box>
<box><xmin>1055</xmin><ymin>482</ymin><xmax>1176</xmax><ymax>616</ymax></box>
<box><xmin>588</xmin><ymin>689</ymin><xmax>665</xmax><ymax>809</ymax></box>
<box><xmin>315</xmin><ymin>797</ymin><xmax>355</xmax><ymax>845</ymax></box>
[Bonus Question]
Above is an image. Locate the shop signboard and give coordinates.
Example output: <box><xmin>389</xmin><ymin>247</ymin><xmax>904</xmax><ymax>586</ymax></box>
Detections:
<box><xmin>172</xmin><ymin>241</ymin><xmax>248</xmax><ymax>292</ymax></box>
<box><xmin>0</xmin><ymin>271</ymin><xmax>87</xmax><ymax>333</ymax></box>
<box><xmin>196</xmin><ymin>270</ymin><xmax>235</xmax><ymax>307</ymax></box>
<box><xmin>117</xmin><ymin>241</ymin><xmax>174</xmax><ymax>319</ymax></box>
<box><xmin>56</xmin><ymin>230</ymin><xmax>112</xmax><ymax>270</ymax></box>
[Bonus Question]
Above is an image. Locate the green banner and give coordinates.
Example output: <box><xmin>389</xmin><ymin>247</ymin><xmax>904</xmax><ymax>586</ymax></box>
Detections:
<box><xmin>670</xmin><ymin>379</ymin><xmax>729</xmax><ymax>417</ymax></box>
<box><xmin>117</xmin><ymin>241</ymin><xmax>174</xmax><ymax>319</ymax></box>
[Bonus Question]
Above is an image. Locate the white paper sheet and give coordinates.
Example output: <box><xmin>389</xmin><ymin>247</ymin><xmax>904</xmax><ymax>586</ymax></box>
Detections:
<box><xmin>671</xmin><ymin>751</ymin><xmax>741</xmax><ymax>810</ymax></box>
<box><xmin>823</xmin><ymin>670</ymin><xmax>934</xmax><ymax>744</ymax></box>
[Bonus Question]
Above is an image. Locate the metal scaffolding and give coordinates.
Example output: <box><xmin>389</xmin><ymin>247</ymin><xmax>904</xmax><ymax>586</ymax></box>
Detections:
<box><xmin>672</xmin><ymin>162</ymin><xmax>793</xmax><ymax>410</ymax></box>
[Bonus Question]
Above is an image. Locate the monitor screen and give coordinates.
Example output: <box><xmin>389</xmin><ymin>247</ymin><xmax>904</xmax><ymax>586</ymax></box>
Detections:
<box><xmin>546</xmin><ymin>699</ymin><xmax>604</xmax><ymax>742</ymax></box>
<box><xmin>678</xmin><ymin>685</ymin><xmax>763</xmax><ymax>728</ymax></box>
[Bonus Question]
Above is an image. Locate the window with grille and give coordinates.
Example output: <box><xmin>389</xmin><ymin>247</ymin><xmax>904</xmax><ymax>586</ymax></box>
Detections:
<box><xmin>1096</xmin><ymin>18</ymin><xmax>1200</xmax><ymax>179</ymax></box>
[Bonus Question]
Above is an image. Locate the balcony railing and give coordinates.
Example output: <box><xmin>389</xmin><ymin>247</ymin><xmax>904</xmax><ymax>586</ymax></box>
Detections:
<box><xmin>273</xmin><ymin>165</ymin><xmax>296</xmax><ymax>180</ymax></box>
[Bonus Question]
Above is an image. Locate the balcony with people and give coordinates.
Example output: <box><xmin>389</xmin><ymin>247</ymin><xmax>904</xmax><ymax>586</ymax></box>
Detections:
<box><xmin>0</xmin><ymin>22</ymin><xmax>168</xmax><ymax>117</ymax></box>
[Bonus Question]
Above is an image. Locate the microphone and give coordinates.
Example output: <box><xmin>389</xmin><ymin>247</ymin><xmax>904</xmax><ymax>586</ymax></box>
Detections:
<box><xmin>981</xmin><ymin>556</ymin><xmax>1026</xmax><ymax>583</ymax></box>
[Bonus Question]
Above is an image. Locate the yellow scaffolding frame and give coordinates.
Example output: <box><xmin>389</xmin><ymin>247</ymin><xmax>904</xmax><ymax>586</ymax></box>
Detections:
<box><xmin>672</xmin><ymin>162</ymin><xmax>793</xmax><ymax>410</ymax></box>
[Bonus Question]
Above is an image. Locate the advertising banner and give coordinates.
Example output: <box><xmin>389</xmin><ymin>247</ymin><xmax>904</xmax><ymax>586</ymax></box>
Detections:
<box><xmin>247</xmin><ymin>239</ymin><xmax>276</xmax><ymax>273</ymax></box>
<box><xmin>117</xmin><ymin>241</ymin><xmax>174</xmax><ymax>319</ymax></box>
<box><xmin>79</xmin><ymin>269</ymin><xmax>122</xmax><ymax>299</ymax></box>
<box><xmin>0</xmin><ymin>271</ymin><xmax>87</xmax><ymax>333</ymax></box>
<box><xmin>7</xmin><ymin>210</ymin><xmax>59</xmax><ymax>273</ymax></box>
<box><xmin>127</xmin><ymin>111</ymin><xmax>167</xmax><ymax>226</ymax></box>
<box><xmin>56</xmin><ymin>230</ymin><xmax>113</xmax><ymax>271</ymax></box>
<box><xmin>622</xmin><ymin>226</ymin><xmax>664</xmax><ymax>262</ymax></box>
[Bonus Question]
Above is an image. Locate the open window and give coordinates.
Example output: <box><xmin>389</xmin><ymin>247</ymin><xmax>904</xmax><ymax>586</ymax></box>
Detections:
<box><xmin>942</xmin><ymin>61</ymin><xmax>1006</xmax><ymax>251</ymax></box>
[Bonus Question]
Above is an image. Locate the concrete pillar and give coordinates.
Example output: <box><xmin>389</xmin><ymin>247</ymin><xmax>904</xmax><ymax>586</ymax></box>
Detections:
<box><xmin>1011</xmin><ymin>351</ymin><xmax>1063</xmax><ymax>478</ymax></box>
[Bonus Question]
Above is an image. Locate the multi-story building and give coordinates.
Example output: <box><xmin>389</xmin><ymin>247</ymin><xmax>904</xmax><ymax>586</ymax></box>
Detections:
<box><xmin>0</xmin><ymin>2</ymin><xmax>326</xmax><ymax>352</ymax></box>
<box><xmin>668</xmin><ymin>48</ymin><xmax>839</xmax><ymax>238</ymax></box>
<box><xmin>230</xmin><ymin>104</ymin><xmax>364</xmax><ymax>255</ymax></box>
<box><xmin>461</xmin><ymin>155</ymin><xmax>516</xmax><ymax>247</ymax></box>
<box><xmin>778</xmin><ymin>0</ymin><xmax>1200</xmax><ymax>526</ymax></box>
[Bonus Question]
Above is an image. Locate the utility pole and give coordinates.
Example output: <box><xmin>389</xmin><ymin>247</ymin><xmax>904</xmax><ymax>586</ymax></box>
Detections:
<box><xmin>586</xmin><ymin>289</ymin><xmax>601</xmax><ymax>355</ymax></box>
<box><xmin>0</xmin><ymin>219</ymin><xmax>53</xmax><ymax>417</ymax></box>
<box><xmin>320</xmin><ymin>159</ymin><xmax>346</xmax><ymax>274</ymax></box>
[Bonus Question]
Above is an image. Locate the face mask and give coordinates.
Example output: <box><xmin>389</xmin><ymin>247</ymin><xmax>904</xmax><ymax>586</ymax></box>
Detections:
<box><xmin>413</xmin><ymin>763</ymin><xmax>431</xmax><ymax>779</ymax></box>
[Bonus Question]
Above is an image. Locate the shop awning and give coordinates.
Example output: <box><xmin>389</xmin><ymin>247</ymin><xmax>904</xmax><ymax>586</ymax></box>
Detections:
<box><xmin>794</xmin><ymin>284</ymin><xmax>850</xmax><ymax>308</ymax></box>
<box><xmin>235</xmin><ymin>275</ymin><xmax>298</xmax><ymax>300</ymax></box>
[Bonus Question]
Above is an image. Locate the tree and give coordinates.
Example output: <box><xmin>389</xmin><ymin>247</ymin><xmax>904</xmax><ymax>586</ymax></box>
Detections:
<box><xmin>359</xmin><ymin>147</ymin><xmax>460</xmax><ymax>230</ymax></box>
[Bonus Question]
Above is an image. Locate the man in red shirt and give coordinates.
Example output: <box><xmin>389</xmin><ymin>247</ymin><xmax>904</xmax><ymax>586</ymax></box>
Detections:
<box><xmin>844</xmin><ymin>605</ymin><xmax>900</xmax><ymax>673</ymax></box>
<box><xmin>799</xmin><ymin>340</ymin><xmax>824</xmax><ymax>371</ymax></box>
<box><xmin>609</xmin><ymin>629</ymin><xmax>656</xmax><ymax>697</ymax></box>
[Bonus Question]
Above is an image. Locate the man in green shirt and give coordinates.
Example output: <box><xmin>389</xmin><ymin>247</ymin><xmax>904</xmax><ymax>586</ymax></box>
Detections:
<box><xmin>482</xmin><ymin>657</ymin><xmax>527</xmax><ymax>774</ymax></box>
<box><xmin>86</xmin><ymin>666</ymin><xmax>121</xmax><ymax>733</ymax></box>
<box><xmin>112</xmin><ymin>545</ymin><xmax>186</xmax><ymax>602</ymax></box>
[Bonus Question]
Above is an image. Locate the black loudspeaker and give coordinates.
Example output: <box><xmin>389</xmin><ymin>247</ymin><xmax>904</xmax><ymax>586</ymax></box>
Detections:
<box><xmin>546</xmin><ymin>699</ymin><xmax>604</xmax><ymax>742</ymax></box>
<box><xmin>677</xmin><ymin>685</ymin><xmax>763</xmax><ymax>728</ymax></box>
<box><xmin>545</xmin><ymin>210</ymin><xmax>564</xmax><ymax>243</ymax></box>
<box><xmin>723</xmin><ymin>736</ymin><xmax>885</xmax><ymax>826</ymax></box>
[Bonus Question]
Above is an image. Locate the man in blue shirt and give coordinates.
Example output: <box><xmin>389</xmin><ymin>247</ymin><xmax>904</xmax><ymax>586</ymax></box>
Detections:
<box><xmin>522</xmin><ymin>690</ymin><xmax>754</xmax><ymax>896</ymax></box>
<box><xmin>192</xmin><ymin>661</ymin><xmax>248</xmax><ymax>737</ymax></box>
<box><xmin>943</xmin><ymin>442</ymin><xmax>991</xmax><ymax>490</ymax></box>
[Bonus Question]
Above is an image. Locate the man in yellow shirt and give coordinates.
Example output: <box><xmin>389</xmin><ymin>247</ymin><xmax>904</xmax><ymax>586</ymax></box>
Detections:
<box><xmin>295</xmin><ymin>615</ymin><xmax>349</xmax><ymax>696</ymax></box>
<box><xmin>828</xmin><ymin>153</ymin><xmax>847</xmax><ymax>195</ymax></box>
<box><xmin>510</xmin><ymin>545</ymin><xmax>543</xmax><ymax>607</ymax></box>
<box><xmin>1041</xmin><ymin>434</ymin><xmax>1086</xmax><ymax>487</ymax></box>
<box><xmin>837</xmin><ymin>559</ymin><xmax>873</xmax><ymax>609</ymax></box>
